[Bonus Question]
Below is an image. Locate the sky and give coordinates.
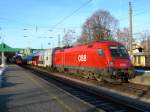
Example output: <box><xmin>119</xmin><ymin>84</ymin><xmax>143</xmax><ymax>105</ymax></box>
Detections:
<box><xmin>0</xmin><ymin>0</ymin><xmax>150</xmax><ymax>49</ymax></box>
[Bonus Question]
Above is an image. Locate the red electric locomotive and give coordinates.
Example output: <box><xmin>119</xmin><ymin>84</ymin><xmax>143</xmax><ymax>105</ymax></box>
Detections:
<box><xmin>53</xmin><ymin>41</ymin><xmax>134</xmax><ymax>82</ymax></box>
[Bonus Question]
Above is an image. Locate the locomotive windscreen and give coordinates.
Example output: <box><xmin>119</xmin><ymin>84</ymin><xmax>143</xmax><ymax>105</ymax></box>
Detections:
<box><xmin>109</xmin><ymin>46</ymin><xmax>128</xmax><ymax>58</ymax></box>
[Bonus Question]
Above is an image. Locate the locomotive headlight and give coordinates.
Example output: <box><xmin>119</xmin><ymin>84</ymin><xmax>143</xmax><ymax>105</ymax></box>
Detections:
<box><xmin>109</xmin><ymin>61</ymin><xmax>114</xmax><ymax>67</ymax></box>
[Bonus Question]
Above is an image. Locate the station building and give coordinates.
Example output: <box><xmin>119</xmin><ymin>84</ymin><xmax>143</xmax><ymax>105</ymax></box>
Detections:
<box><xmin>0</xmin><ymin>43</ymin><xmax>22</xmax><ymax>64</ymax></box>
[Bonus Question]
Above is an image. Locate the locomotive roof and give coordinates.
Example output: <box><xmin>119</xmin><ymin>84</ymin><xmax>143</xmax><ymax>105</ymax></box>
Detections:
<box><xmin>77</xmin><ymin>41</ymin><xmax>122</xmax><ymax>47</ymax></box>
<box><xmin>95</xmin><ymin>40</ymin><xmax>122</xmax><ymax>45</ymax></box>
<box><xmin>56</xmin><ymin>41</ymin><xmax>123</xmax><ymax>52</ymax></box>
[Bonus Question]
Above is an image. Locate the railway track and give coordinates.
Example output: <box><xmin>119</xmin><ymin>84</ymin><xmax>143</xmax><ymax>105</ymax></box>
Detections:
<box><xmin>23</xmin><ymin>65</ymin><xmax>150</xmax><ymax>112</ymax></box>
<box><xmin>97</xmin><ymin>81</ymin><xmax>150</xmax><ymax>100</ymax></box>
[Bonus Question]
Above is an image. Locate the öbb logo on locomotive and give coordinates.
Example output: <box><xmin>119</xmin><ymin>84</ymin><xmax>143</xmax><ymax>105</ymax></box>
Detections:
<box><xmin>78</xmin><ymin>54</ymin><xmax>87</xmax><ymax>62</ymax></box>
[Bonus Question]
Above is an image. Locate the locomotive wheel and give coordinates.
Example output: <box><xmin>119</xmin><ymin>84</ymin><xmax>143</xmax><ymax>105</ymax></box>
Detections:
<box><xmin>89</xmin><ymin>72</ymin><xmax>95</xmax><ymax>79</ymax></box>
<box><xmin>83</xmin><ymin>72</ymin><xmax>91</xmax><ymax>79</ymax></box>
<box><xmin>95</xmin><ymin>75</ymin><xmax>103</xmax><ymax>82</ymax></box>
<box><xmin>91</xmin><ymin>73</ymin><xmax>103</xmax><ymax>81</ymax></box>
<box><xmin>121</xmin><ymin>76</ymin><xmax>129</xmax><ymax>83</ymax></box>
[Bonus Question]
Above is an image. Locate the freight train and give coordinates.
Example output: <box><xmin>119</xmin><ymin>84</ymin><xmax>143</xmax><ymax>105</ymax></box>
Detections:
<box><xmin>15</xmin><ymin>41</ymin><xmax>135</xmax><ymax>83</ymax></box>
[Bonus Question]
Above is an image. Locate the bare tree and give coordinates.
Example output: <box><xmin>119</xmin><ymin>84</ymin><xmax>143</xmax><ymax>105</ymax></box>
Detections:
<box><xmin>76</xmin><ymin>34</ymin><xmax>89</xmax><ymax>45</ymax></box>
<box><xmin>62</xmin><ymin>30</ymin><xmax>76</xmax><ymax>47</ymax></box>
<box><xmin>116</xmin><ymin>28</ymin><xmax>129</xmax><ymax>48</ymax></box>
<box><xmin>138</xmin><ymin>31</ymin><xmax>150</xmax><ymax>52</ymax></box>
<box><xmin>79</xmin><ymin>10</ymin><xmax>118</xmax><ymax>44</ymax></box>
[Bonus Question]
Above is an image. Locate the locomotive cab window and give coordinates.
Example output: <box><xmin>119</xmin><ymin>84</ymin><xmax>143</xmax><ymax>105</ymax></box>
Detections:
<box><xmin>110</xmin><ymin>46</ymin><xmax>128</xmax><ymax>58</ymax></box>
<box><xmin>98</xmin><ymin>48</ymin><xmax>103</xmax><ymax>55</ymax></box>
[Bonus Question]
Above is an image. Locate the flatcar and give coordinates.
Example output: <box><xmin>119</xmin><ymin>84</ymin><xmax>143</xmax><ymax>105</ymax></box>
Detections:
<box><xmin>53</xmin><ymin>41</ymin><xmax>134</xmax><ymax>82</ymax></box>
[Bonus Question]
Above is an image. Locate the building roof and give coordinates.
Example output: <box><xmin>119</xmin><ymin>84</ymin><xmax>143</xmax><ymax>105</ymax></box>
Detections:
<box><xmin>0</xmin><ymin>43</ymin><xmax>22</xmax><ymax>52</ymax></box>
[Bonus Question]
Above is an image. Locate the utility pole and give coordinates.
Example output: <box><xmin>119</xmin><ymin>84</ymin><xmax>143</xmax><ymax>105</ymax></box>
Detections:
<box><xmin>129</xmin><ymin>1</ymin><xmax>133</xmax><ymax>54</ymax></box>
<box><xmin>1</xmin><ymin>39</ymin><xmax>5</xmax><ymax>67</ymax></box>
<box><xmin>58</xmin><ymin>34</ymin><xmax>60</xmax><ymax>47</ymax></box>
<box><xmin>146</xmin><ymin>35</ymin><xmax>149</xmax><ymax>52</ymax></box>
<box><xmin>41</xmin><ymin>42</ymin><xmax>43</xmax><ymax>49</ymax></box>
<box><xmin>0</xmin><ymin>27</ymin><xmax>5</xmax><ymax>67</ymax></box>
<box><xmin>35</xmin><ymin>25</ymin><xmax>38</xmax><ymax>32</ymax></box>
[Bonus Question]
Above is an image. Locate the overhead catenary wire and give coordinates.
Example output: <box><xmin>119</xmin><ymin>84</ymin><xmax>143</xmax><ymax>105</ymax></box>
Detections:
<box><xmin>0</xmin><ymin>0</ymin><xmax>93</xmax><ymax>30</ymax></box>
<box><xmin>0</xmin><ymin>17</ymin><xmax>34</xmax><ymax>27</ymax></box>
<box><xmin>52</xmin><ymin>0</ymin><xmax>93</xmax><ymax>28</ymax></box>
<box><xmin>0</xmin><ymin>1</ymin><xmax>150</xmax><ymax>31</ymax></box>
<box><xmin>119</xmin><ymin>8</ymin><xmax>150</xmax><ymax>21</ymax></box>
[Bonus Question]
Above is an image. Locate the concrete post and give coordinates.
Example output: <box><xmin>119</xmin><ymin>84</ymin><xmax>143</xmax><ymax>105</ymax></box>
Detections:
<box><xmin>1</xmin><ymin>52</ymin><xmax>5</xmax><ymax>67</ymax></box>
